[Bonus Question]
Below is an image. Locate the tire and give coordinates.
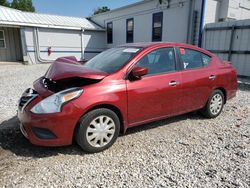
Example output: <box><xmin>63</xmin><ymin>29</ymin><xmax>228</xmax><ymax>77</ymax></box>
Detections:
<box><xmin>75</xmin><ymin>108</ymin><xmax>120</xmax><ymax>153</ymax></box>
<box><xmin>201</xmin><ymin>89</ymin><xmax>225</xmax><ymax>118</ymax></box>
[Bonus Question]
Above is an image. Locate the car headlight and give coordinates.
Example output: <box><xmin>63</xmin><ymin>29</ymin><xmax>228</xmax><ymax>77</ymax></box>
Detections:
<box><xmin>30</xmin><ymin>87</ymin><xmax>83</xmax><ymax>114</ymax></box>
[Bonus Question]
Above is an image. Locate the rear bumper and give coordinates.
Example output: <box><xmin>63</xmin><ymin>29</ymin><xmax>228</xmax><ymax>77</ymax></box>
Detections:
<box><xmin>18</xmin><ymin>97</ymin><xmax>83</xmax><ymax>147</ymax></box>
<box><xmin>227</xmin><ymin>80</ymin><xmax>238</xmax><ymax>101</ymax></box>
<box><xmin>227</xmin><ymin>90</ymin><xmax>237</xmax><ymax>100</ymax></box>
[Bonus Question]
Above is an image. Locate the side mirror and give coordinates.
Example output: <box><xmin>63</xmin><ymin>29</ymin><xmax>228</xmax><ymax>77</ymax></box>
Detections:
<box><xmin>130</xmin><ymin>66</ymin><xmax>148</xmax><ymax>79</ymax></box>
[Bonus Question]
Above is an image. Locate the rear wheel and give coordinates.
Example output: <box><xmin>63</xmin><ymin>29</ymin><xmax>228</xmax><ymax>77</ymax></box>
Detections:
<box><xmin>201</xmin><ymin>90</ymin><xmax>224</xmax><ymax>118</ymax></box>
<box><xmin>75</xmin><ymin>108</ymin><xmax>120</xmax><ymax>153</ymax></box>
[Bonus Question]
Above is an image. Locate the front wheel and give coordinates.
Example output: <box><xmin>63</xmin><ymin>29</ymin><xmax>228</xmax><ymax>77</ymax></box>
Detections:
<box><xmin>201</xmin><ymin>90</ymin><xmax>225</xmax><ymax>118</ymax></box>
<box><xmin>75</xmin><ymin>108</ymin><xmax>120</xmax><ymax>153</ymax></box>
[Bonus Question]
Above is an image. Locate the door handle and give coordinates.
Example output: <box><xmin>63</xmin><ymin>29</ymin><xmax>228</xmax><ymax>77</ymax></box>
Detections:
<box><xmin>169</xmin><ymin>81</ymin><xmax>179</xmax><ymax>86</ymax></box>
<box><xmin>209</xmin><ymin>75</ymin><xmax>216</xmax><ymax>80</ymax></box>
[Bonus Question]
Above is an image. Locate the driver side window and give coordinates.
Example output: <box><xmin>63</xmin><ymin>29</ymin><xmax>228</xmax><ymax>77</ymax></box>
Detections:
<box><xmin>136</xmin><ymin>48</ymin><xmax>176</xmax><ymax>75</ymax></box>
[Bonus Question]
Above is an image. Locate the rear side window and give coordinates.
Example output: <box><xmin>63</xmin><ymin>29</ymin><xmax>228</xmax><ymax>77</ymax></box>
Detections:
<box><xmin>202</xmin><ymin>53</ymin><xmax>211</xmax><ymax>66</ymax></box>
<box><xmin>179</xmin><ymin>48</ymin><xmax>211</xmax><ymax>70</ymax></box>
<box><xmin>136</xmin><ymin>48</ymin><xmax>176</xmax><ymax>75</ymax></box>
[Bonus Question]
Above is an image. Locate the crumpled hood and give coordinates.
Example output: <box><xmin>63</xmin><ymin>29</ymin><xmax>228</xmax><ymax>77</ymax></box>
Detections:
<box><xmin>33</xmin><ymin>57</ymin><xmax>108</xmax><ymax>97</ymax></box>
<box><xmin>45</xmin><ymin>56</ymin><xmax>108</xmax><ymax>81</ymax></box>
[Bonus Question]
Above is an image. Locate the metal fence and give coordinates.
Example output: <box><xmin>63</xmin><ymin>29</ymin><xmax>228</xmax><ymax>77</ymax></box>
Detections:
<box><xmin>202</xmin><ymin>20</ymin><xmax>250</xmax><ymax>77</ymax></box>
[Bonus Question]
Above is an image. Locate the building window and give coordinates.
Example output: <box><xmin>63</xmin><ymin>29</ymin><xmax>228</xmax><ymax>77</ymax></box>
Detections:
<box><xmin>0</xmin><ymin>30</ymin><xmax>6</xmax><ymax>48</ymax></box>
<box><xmin>107</xmin><ymin>22</ymin><xmax>113</xmax><ymax>44</ymax></box>
<box><xmin>152</xmin><ymin>12</ymin><xmax>163</xmax><ymax>42</ymax></box>
<box><xmin>126</xmin><ymin>18</ymin><xmax>134</xmax><ymax>43</ymax></box>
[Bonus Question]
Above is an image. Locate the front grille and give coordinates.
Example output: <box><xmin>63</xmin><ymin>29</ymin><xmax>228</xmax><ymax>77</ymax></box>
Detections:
<box><xmin>19</xmin><ymin>96</ymin><xmax>33</xmax><ymax>108</ymax></box>
<box><xmin>18</xmin><ymin>88</ymin><xmax>38</xmax><ymax>112</ymax></box>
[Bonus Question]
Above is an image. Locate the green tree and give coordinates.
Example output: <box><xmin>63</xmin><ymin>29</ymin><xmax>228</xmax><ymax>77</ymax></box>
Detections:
<box><xmin>93</xmin><ymin>6</ymin><xmax>110</xmax><ymax>15</ymax></box>
<box><xmin>11</xmin><ymin>0</ymin><xmax>35</xmax><ymax>12</ymax></box>
<box><xmin>0</xmin><ymin>0</ymin><xmax>10</xmax><ymax>7</ymax></box>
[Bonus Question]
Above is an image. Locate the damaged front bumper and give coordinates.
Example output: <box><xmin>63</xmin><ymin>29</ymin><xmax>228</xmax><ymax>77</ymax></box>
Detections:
<box><xmin>17</xmin><ymin>88</ymin><xmax>84</xmax><ymax>147</ymax></box>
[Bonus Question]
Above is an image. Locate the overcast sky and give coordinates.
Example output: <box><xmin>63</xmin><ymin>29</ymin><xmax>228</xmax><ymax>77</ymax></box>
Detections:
<box><xmin>32</xmin><ymin>0</ymin><xmax>141</xmax><ymax>17</ymax></box>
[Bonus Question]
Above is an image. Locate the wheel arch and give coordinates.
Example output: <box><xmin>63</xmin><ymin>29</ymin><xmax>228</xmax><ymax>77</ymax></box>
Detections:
<box><xmin>215</xmin><ymin>87</ymin><xmax>227</xmax><ymax>104</ymax></box>
<box><xmin>74</xmin><ymin>103</ymin><xmax>125</xmax><ymax>138</ymax></box>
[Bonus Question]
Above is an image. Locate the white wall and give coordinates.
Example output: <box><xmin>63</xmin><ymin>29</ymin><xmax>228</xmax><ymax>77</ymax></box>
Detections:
<box><xmin>238</xmin><ymin>0</ymin><xmax>250</xmax><ymax>19</ymax></box>
<box><xmin>21</xmin><ymin>27</ymin><xmax>106</xmax><ymax>64</ymax></box>
<box><xmin>204</xmin><ymin>0</ymin><xmax>221</xmax><ymax>24</ymax></box>
<box><xmin>218</xmin><ymin>0</ymin><xmax>250</xmax><ymax>21</ymax></box>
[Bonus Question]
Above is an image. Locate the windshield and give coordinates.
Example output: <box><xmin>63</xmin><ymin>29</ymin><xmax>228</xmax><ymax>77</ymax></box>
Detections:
<box><xmin>83</xmin><ymin>47</ymin><xmax>141</xmax><ymax>73</ymax></box>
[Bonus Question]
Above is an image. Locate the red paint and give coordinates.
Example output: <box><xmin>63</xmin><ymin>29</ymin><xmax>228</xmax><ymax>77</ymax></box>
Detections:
<box><xmin>18</xmin><ymin>42</ymin><xmax>238</xmax><ymax>147</ymax></box>
<box><xmin>131</xmin><ymin>66</ymin><xmax>148</xmax><ymax>78</ymax></box>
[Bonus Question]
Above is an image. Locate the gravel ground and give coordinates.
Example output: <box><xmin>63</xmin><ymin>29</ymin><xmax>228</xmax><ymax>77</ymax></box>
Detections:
<box><xmin>0</xmin><ymin>64</ymin><xmax>249</xmax><ymax>187</ymax></box>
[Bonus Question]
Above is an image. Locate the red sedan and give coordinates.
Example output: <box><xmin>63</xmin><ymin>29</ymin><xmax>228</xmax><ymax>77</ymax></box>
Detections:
<box><xmin>18</xmin><ymin>42</ymin><xmax>237</xmax><ymax>153</ymax></box>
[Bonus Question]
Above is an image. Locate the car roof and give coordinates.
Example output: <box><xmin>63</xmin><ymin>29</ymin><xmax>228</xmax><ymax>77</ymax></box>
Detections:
<box><xmin>119</xmin><ymin>42</ymin><xmax>198</xmax><ymax>49</ymax></box>
<box><xmin>119</xmin><ymin>42</ymin><xmax>171</xmax><ymax>48</ymax></box>
<box><xmin>119</xmin><ymin>42</ymin><xmax>213</xmax><ymax>56</ymax></box>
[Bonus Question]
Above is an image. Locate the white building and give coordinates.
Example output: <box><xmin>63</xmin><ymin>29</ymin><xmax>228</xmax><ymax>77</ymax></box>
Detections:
<box><xmin>91</xmin><ymin>0</ymin><xmax>250</xmax><ymax>48</ymax></box>
<box><xmin>0</xmin><ymin>5</ymin><xmax>105</xmax><ymax>63</ymax></box>
<box><xmin>1</xmin><ymin>0</ymin><xmax>250</xmax><ymax>64</ymax></box>
<box><xmin>218</xmin><ymin>0</ymin><xmax>250</xmax><ymax>21</ymax></box>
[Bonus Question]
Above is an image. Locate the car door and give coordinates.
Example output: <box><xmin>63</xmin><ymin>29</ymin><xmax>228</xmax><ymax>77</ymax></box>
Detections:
<box><xmin>126</xmin><ymin>47</ymin><xmax>182</xmax><ymax>126</ymax></box>
<box><xmin>177</xmin><ymin>47</ymin><xmax>215</xmax><ymax>112</ymax></box>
